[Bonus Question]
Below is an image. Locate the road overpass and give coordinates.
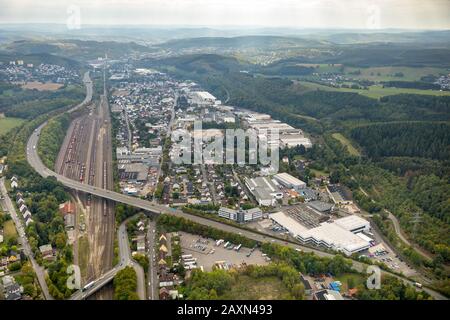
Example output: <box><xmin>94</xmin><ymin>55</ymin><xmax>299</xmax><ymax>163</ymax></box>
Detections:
<box><xmin>70</xmin><ymin>218</ymin><xmax>145</xmax><ymax>300</ymax></box>
<box><xmin>25</xmin><ymin>72</ymin><xmax>448</xmax><ymax>301</ymax></box>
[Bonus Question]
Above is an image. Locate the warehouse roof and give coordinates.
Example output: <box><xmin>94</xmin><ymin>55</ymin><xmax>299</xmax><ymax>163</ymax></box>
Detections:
<box><xmin>270</xmin><ymin>212</ymin><xmax>370</xmax><ymax>255</ymax></box>
<box><xmin>307</xmin><ymin>201</ymin><xmax>334</xmax><ymax>212</ymax></box>
<box><xmin>333</xmin><ymin>215</ymin><xmax>369</xmax><ymax>232</ymax></box>
<box><xmin>273</xmin><ymin>172</ymin><xmax>306</xmax><ymax>187</ymax></box>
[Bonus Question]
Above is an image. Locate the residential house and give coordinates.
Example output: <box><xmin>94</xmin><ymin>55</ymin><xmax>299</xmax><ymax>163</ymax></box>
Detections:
<box><xmin>159</xmin><ymin>287</ymin><xmax>170</xmax><ymax>300</ymax></box>
<box><xmin>59</xmin><ymin>201</ymin><xmax>75</xmax><ymax>215</ymax></box>
<box><xmin>4</xmin><ymin>283</ymin><xmax>22</xmax><ymax>300</ymax></box>
<box><xmin>39</xmin><ymin>244</ymin><xmax>54</xmax><ymax>260</ymax></box>
<box><xmin>25</xmin><ymin>217</ymin><xmax>34</xmax><ymax>227</ymax></box>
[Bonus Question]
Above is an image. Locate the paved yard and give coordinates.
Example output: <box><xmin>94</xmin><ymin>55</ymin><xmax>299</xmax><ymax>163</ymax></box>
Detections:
<box><xmin>179</xmin><ymin>231</ymin><xmax>269</xmax><ymax>271</ymax></box>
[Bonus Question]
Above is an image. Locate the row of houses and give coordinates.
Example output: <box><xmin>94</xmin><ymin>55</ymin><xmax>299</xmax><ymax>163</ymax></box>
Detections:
<box><xmin>16</xmin><ymin>192</ymin><xmax>33</xmax><ymax>226</ymax></box>
<box><xmin>158</xmin><ymin>233</ymin><xmax>182</xmax><ymax>300</ymax></box>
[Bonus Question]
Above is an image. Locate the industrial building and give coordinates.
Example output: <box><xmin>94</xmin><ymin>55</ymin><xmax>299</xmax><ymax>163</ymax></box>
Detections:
<box><xmin>244</xmin><ymin>176</ymin><xmax>283</xmax><ymax>206</ymax></box>
<box><xmin>279</xmin><ymin>134</ymin><xmax>312</xmax><ymax>148</ymax></box>
<box><xmin>269</xmin><ymin>212</ymin><xmax>371</xmax><ymax>256</ymax></box>
<box><xmin>273</xmin><ymin>172</ymin><xmax>306</xmax><ymax>191</ymax></box>
<box><xmin>118</xmin><ymin>163</ymin><xmax>149</xmax><ymax>182</ymax></box>
<box><xmin>307</xmin><ymin>201</ymin><xmax>334</xmax><ymax>213</ymax></box>
<box><xmin>218</xmin><ymin>207</ymin><xmax>263</xmax><ymax>223</ymax></box>
<box><xmin>189</xmin><ymin>91</ymin><xmax>217</xmax><ymax>106</ymax></box>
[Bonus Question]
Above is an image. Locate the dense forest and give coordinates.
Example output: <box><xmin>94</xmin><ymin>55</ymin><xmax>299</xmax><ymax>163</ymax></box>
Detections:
<box><xmin>350</xmin><ymin>122</ymin><xmax>450</xmax><ymax>160</ymax></box>
<box><xmin>3</xmin><ymin>87</ymin><xmax>84</xmax><ymax>119</ymax></box>
<box><xmin>38</xmin><ymin>113</ymin><xmax>72</xmax><ymax>169</ymax></box>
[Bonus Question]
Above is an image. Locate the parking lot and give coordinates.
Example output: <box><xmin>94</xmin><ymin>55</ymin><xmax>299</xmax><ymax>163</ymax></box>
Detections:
<box><xmin>359</xmin><ymin>231</ymin><xmax>418</xmax><ymax>278</ymax></box>
<box><xmin>179</xmin><ymin>232</ymin><xmax>269</xmax><ymax>271</ymax></box>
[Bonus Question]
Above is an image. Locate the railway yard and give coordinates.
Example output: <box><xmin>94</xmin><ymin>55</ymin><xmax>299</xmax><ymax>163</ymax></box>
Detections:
<box><xmin>54</xmin><ymin>75</ymin><xmax>115</xmax><ymax>299</ymax></box>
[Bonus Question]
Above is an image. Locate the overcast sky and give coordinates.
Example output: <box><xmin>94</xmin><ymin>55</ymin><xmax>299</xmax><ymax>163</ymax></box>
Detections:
<box><xmin>1</xmin><ymin>0</ymin><xmax>450</xmax><ymax>30</ymax></box>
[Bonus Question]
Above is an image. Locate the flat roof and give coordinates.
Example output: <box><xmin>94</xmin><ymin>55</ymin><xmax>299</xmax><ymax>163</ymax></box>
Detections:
<box><xmin>274</xmin><ymin>172</ymin><xmax>306</xmax><ymax>186</ymax></box>
<box><xmin>356</xmin><ymin>232</ymin><xmax>373</xmax><ymax>243</ymax></box>
<box><xmin>333</xmin><ymin>215</ymin><xmax>370</xmax><ymax>231</ymax></box>
<box><xmin>307</xmin><ymin>201</ymin><xmax>333</xmax><ymax>212</ymax></box>
<box><xmin>194</xmin><ymin>91</ymin><xmax>216</xmax><ymax>100</ymax></box>
<box><xmin>270</xmin><ymin>212</ymin><xmax>370</xmax><ymax>254</ymax></box>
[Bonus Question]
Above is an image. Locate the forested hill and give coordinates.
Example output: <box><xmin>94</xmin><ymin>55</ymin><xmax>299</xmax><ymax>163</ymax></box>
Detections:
<box><xmin>158</xmin><ymin>35</ymin><xmax>327</xmax><ymax>50</ymax></box>
<box><xmin>350</xmin><ymin>122</ymin><xmax>450</xmax><ymax>161</ymax></box>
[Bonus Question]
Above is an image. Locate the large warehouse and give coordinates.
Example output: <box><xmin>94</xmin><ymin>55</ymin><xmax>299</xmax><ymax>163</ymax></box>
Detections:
<box><xmin>270</xmin><ymin>212</ymin><xmax>371</xmax><ymax>256</ymax></box>
<box><xmin>244</xmin><ymin>176</ymin><xmax>283</xmax><ymax>206</ymax></box>
<box><xmin>273</xmin><ymin>172</ymin><xmax>307</xmax><ymax>191</ymax></box>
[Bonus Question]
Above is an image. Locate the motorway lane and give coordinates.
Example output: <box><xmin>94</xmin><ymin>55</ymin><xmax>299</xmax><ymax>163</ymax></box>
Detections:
<box><xmin>0</xmin><ymin>177</ymin><xmax>53</xmax><ymax>300</ymax></box>
<box><xmin>25</xmin><ymin>74</ymin><xmax>447</xmax><ymax>300</ymax></box>
<box><xmin>146</xmin><ymin>220</ymin><xmax>158</xmax><ymax>300</ymax></box>
<box><xmin>27</xmin><ymin>135</ymin><xmax>449</xmax><ymax>300</ymax></box>
<box><xmin>0</xmin><ymin>72</ymin><xmax>93</xmax><ymax>301</ymax></box>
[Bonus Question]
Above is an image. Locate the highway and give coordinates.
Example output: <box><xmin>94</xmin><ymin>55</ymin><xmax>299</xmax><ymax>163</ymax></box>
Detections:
<box><xmin>0</xmin><ymin>71</ymin><xmax>93</xmax><ymax>301</ymax></box>
<box><xmin>69</xmin><ymin>71</ymin><xmax>93</xmax><ymax>113</ymax></box>
<box><xmin>24</xmin><ymin>74</ymin><xmax>448</xmax><ymax>300</ymax></box>
<box><xmin>0</xmin><ymin>177</ymin><xmax>53</xmax><ymax>300</ymax></box>
<box><xmin>146</xmin><ymin>220</ymin><xmax>158</xmax><ymax>300</ymax></box>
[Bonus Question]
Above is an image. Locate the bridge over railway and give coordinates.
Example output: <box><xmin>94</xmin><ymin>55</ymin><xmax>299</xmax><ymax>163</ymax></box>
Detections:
<box><xmin>25</xmin><ymin>72</ymin><xmax>448</xmax><ymax>301</ymax></box>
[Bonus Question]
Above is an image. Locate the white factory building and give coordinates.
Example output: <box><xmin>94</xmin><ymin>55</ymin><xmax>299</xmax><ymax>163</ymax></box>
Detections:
<box><xmin>189</xmin><ymin>91</ymin><xmax>217</xmax><ymax>106</ymax></box>
<box><xmin>273</xmin><ymin>172</ymin><xmax>307</xmax><ymax>191</ymax></box>
<box><xmin>270</xmin><ymin>212</ymin><xmax>371</xmax><ymax>256</ymax></box>
<box><xmin>244</xmin><ymin>176</ymin><xmax>283</xmax><ymax>206</ymax></box>
<box><xmin>279</xmin><ymin>135</ymin><xmax>313</xmax><ymax>148</ymax></box>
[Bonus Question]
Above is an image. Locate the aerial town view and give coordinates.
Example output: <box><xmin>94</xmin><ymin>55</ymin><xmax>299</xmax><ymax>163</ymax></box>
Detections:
<box><xmin>0</xmin><ymin>0</ymin><xmax>449</xmax><ymax>313</ymax></box>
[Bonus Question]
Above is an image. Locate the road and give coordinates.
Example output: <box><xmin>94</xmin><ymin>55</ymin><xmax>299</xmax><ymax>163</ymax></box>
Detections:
<box><xmin>69</xmin><ymin>71</ymin><xmax>93</xmax><ymax>113</ymax></box>
<box><xmin>117</xmin><ymin>220</ymin><xmax>146</xmax><ymax>300</ymax></box>
<box><xmin>0</xmin><ymin>177</ymin><xmax>53</xmax><ymax>300</ymax></box>
<box><xmin>27</xmin><ymin>131</ymin><xmax>449</xmax><ymax>300</ymax></box>
<box><xmin>146</xmin><ymin>220</ymin><xmax>157</xmax><ymax>300</ymax></box>
<box><xmin>358</xmin><ymin>184</ymin><xmax>433</xmax><ymax>262</ymax></box>
<box><xmin>0</xmin><ymin>72</ymin><xmax>92</xmax><ymax>301</ymax></box>
<box><xmin>152</xmin><ymin>97</ymin><xmax>175</xmax><ymax>202</ymax></box>
<box><xmin>201</xmin><ymin>164</ymin><xmax>218</xmax><ymax>204</ymax></box>
<box><xmin>24</xmin><ymin>79</ymin><xmax>447</xmax><ymax>300</ymax></box>
<box><xmin>70</xmin><ymin>219</ymin><xmax>145</xmax><ymax>300</ymax></box>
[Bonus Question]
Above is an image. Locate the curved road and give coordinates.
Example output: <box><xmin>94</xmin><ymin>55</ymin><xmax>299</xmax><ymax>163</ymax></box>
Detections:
<box><xmin>70</xmin><ymin>219</ymin><xmax>145</xmax><ymax>300</ymax></box>
<box><xmin>25</xmin><ymin>77</ymin><xmax>447</xmax><ymax>301</ymax></box>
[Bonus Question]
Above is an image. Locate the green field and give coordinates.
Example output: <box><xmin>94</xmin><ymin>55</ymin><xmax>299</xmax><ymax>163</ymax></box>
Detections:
<box><xmin>334</xmin><ymin>273</ymin><xmax>366</xmax><ymax>292</ymax></box>
<box><xmin>343</xmin><ymin>66</ymin><xmax>448</xmax><ymax>82</ymax></box>
<box><xmin>78</xmin><ymin>236</ymin><xmax>90</xmax><ymax>278</ymax></box>
<box><xmin>310</xmin><ymin>168</ymin><xmax>329</xmax><ymax>178</ymax></box>
<box><xmin>0</xmin><ymin>117</ymin><xmax>25</xmax><ymax>136</ymax></box>
<box><xmin>332</xmin><ymin>133</ymin><xmax>361</xmax><ymax>156</ymax></box>
<box><xmin>292</xmin><ymin>81</ymin><xmax>450</xmax><ymax>99</ymax></box>
<box><xmin>220</xmin><ymin>275</ymin><xmax>293</xmax><ymax>300</ymax></box>
<box><xmin>3</xmin><ymin>220</ymin><xmax>17</xmax><ymax>241</ymax></box>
